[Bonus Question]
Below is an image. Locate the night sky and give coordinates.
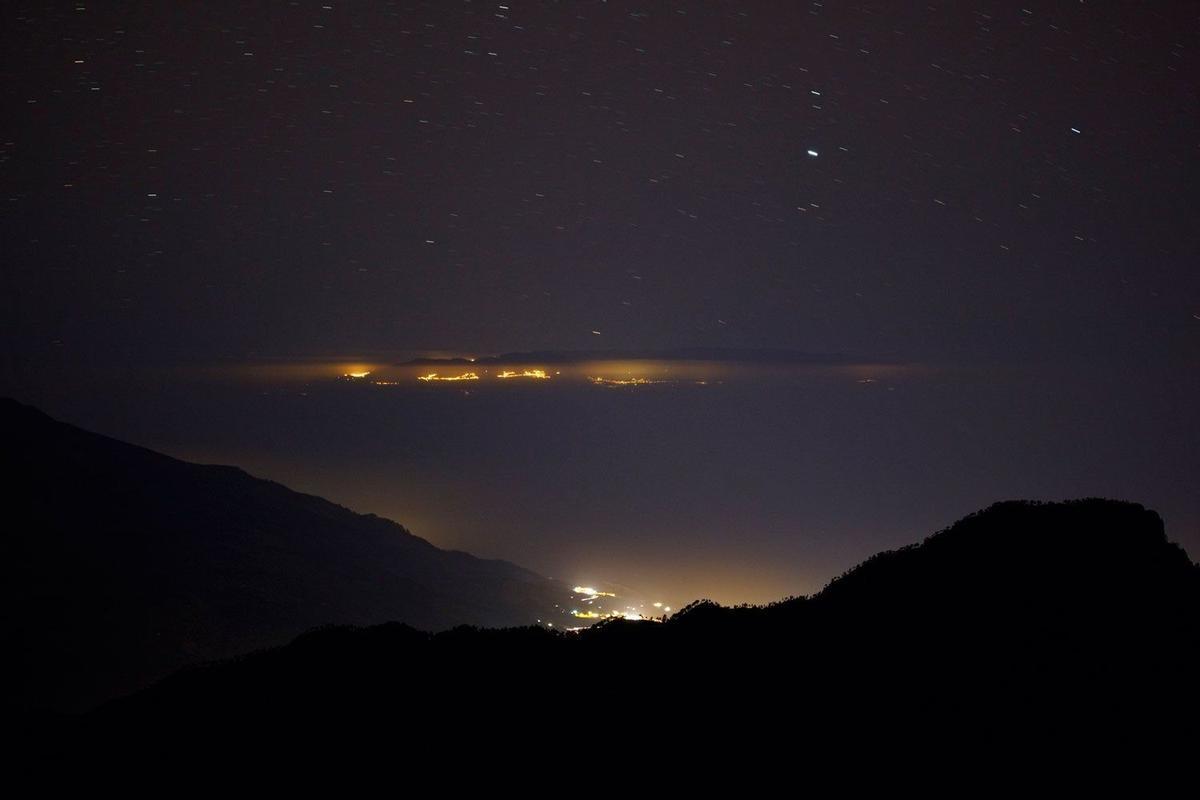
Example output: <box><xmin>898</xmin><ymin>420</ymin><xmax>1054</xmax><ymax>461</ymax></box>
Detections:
<box><xmin>3</xmin><ymin>2</ymin><xmax>1197</xmax><ymax>604</ymax></box>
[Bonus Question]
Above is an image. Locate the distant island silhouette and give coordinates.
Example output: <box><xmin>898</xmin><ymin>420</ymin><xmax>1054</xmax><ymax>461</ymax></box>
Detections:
<box><xmin>399</xmin><ymin>347</ymin><xmax>882</xmax><ymax>366</ymax></box>
<box><xmin>5</xmin><ymin>398</ymin><xmax>1197</xmax><ymax>770</ymax></box>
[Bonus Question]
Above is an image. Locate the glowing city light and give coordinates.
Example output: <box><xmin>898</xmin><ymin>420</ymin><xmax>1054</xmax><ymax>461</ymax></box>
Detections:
<box><xmin>497</xmin><ymin>369</ymin><xmax>550</xmax><ymax>379</ymax></box>
<box><xmin>417</xmin><ymin>372</ymin><xmax>480</xmax><ymax>382</ymax></box>
<box><xmin>573</xmin><ymin>586</ymin><xmax>616</xmax><ymax>598</ymax></box>
<box><xmin>588</xmin><ymin>376</ymin><xmax>668</xmax><ymax>387</ymax></box>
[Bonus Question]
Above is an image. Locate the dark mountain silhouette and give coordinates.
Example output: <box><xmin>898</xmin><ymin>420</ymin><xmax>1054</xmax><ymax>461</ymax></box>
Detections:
<box><xmin>0</xmin><ymin>398</ymin><xmax>571</xmax><ymax>713</ymax></box>
<box><xmin>46</xmin><ymin>498</ymin><xmax>1198</xmax><ymax>770</ymax></box>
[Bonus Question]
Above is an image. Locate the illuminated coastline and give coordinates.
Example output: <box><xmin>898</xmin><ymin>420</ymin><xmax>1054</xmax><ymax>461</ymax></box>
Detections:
<box><xmin>417</xmin><ymin>372</ymin><xmax>480</xmax><ymax>382</ymax></box>
<box><xmin>588</xmin><ymin>376</ymin><xmax>671</xmax><ymax>387</ymax></box>
<box><xmin>497</xmin><ymin>369</ymin><xmax>551</xmax><ymax>379</ymax></box>
<box><xmin>565</xmin><ymin>585</ymin><xmax>671</xmax><ymax>625</ymax></box>
<box><xmin>195</xmin><ymin>353</ymin><xmax>915</xmax><ymax>393</ymax></box>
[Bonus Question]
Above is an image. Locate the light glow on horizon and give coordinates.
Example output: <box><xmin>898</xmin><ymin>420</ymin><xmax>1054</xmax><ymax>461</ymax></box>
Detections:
<box><xmin>497</xmin><ymin>369</ymin><xmax>551</xmax><ymax>379</ymax></box>
<box><xmin>573</xmin><ymin>586</ymin><xmax>616</xmax><ymax>598</ymax></box>
<box><xmin>588</xmin><ymin>376</ymin><xmax>669</xmax><ymax>387</ymax></box>
<box><xmin>417</xmin><ymin>372</ymin><xmax>480</xmax><ymax>382</ymax></box>
<box><xmin>567</xmin><ymin>585</ymin><xmax>668</xmax><ymax>624</ymax></box>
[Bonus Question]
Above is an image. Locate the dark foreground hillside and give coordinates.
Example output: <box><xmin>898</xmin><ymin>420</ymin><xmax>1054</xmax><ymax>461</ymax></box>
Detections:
<box><xmin>1</xmin><ymin>398</ymin><xmax>571</xmax><ymax>713</ymax></box>
<box><xmin>40</xmin><ymin>498</ymin><xmax>1200</xmax><ymax>771</ymax></box>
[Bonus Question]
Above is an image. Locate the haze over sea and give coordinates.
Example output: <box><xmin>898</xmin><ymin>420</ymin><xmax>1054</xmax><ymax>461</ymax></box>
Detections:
<box><xmin>11</xmin><ymin>350</ymin><xmax>1196</xmax><ymax>606</ymax></box>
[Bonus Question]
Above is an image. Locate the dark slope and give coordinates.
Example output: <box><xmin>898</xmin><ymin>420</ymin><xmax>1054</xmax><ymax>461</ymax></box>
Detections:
<box><xmin>74</xmin><ymin>499</ymin><xmax>1199</xmax><ymax>767</ymax></box>
<box><xmin>0</xmin><ymin>398</ymin><xmax>570</xmax><ymax>712</ymax></box>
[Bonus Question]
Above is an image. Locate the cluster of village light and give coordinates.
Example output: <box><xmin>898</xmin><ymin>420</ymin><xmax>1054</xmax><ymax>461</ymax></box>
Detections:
<box><xmin>589</xmin><ymin>376</ymin><xmax>671</xmax><ymax>386</ymax></box>
<box><xmin>417</xmin><ymin>372</ymin><xmax>479</xmax><ymax>382</ymax></box>
<box><xmin>341</xmin><ymin>368</ymin><xmax>717</xmax><ymax>388</ymax></box>
<box><xmin>342</xmin><ymin>368</ymin><xmax>672</xmax><ymax>385</ymax></box>
<box><xmin>565</xmin><ymin>585</ymin><xmax>670</xmax><ymax>624</ymax></box>
<box><xmin>410</xmin><ymin>369</ymin><xmax>553</xmax><ymax>382</ymax></box>
<box><xmin>497</xmin><ymin>369</ymin><xmax>550</xmax><ymax>379</ymax></box>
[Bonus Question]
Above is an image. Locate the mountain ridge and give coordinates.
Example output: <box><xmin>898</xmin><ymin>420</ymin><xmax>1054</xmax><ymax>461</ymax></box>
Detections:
<box><xmin>5</xmin><ymin>397</ymin><xmax>1198</xmax><ymax>761</ymax></box>
<box><xmin>63</xmin><ymin>496</ymin><xmax>1198</xmax><ymax>769</ymax></box>
<box><xmin>1</xmin><ymin>397</ymin><xmax>571</xmax><ymax>712</ymax></box>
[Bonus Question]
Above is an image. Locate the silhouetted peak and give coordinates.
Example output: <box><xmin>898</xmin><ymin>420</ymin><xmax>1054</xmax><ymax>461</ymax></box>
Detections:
<box><xmin>814</xmin><ymin>499</ymin><xmax>1195</xmax><ymax>618</ymax></box>
<box><xmin>1</xmin><ymin>395</ymin><xmax>48</xmax><ymax>419</ymax></box>
<box><xmin>17</xmin><ymin>493</ymin><xmax>1188</xmax><ymax>776</ymax></box>
<box><xmin>2</xmin><ymin>399</ymin><xmax>574</xmax><ymax>713</ymax></box>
